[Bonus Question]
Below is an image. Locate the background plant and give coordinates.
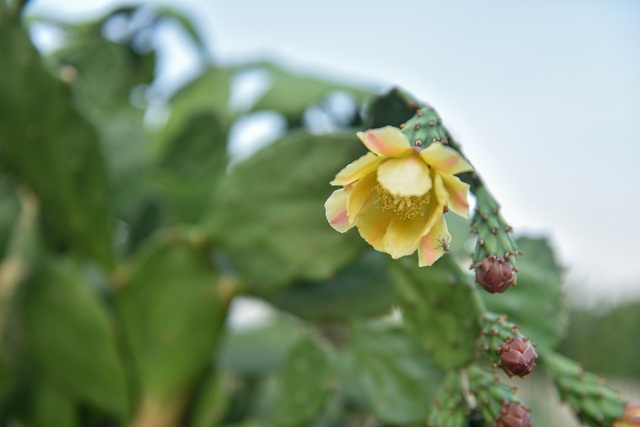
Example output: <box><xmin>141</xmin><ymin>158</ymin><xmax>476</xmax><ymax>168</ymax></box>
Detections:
<box><xmin>0</xmin><ymin>2</ymin><xmax>638</xmax><ymax>426</ymax></box>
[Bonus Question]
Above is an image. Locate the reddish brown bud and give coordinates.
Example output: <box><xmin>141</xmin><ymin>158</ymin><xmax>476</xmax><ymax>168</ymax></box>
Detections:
<box><xmin>496</xmin><ymin>403</ymin><xmax>532</xmax><ymax>427</ymax></box>
<box><xmin>475</xmin><ymin>255</ymin><xmax>515</xmax><ymax>293</ymax></box>
<box><xmin>614</xmin><ymin>403</ymin><xmax>640</xmax><ymax>426</ymax></box>
<box><xmin>499</xmin><ymin>337</ymin><xmax>537</xmax><ymax>378</ymax></box>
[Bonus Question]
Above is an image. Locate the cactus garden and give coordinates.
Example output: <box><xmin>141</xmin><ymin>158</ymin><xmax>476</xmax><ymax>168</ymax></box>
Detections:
<box><xmin>1</xmin><ymin>2</ymin><xmax>639</xmax><ymax>427</ymax></box>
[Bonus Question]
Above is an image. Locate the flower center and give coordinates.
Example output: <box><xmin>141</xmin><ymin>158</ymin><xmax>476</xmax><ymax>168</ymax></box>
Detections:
<box><xmin>374</xmin><ymin>185</ymin><xmax>430</xmax><ymax>220</ymax></box>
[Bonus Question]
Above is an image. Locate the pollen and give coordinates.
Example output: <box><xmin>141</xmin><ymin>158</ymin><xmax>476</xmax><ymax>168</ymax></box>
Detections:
<box><xmin>374</xmin><ymin>185</ymin><xmax>430</xmax><ymax>220</ymax></box>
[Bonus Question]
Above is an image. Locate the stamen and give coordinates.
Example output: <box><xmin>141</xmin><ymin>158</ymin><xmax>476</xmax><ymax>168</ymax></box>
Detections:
<box><xmin>374</xmin><ymin>185</ymin><xmax>430</xmax><ymax>219</ymax></box>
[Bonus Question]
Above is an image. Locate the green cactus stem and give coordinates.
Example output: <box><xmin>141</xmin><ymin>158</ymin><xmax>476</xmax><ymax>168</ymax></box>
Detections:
<box><xmin>480</xmin><ymin>313</ymin><xmax>537</xmax><ymax>377</ymax></box>
<box><xmin>428</xmin><ymin>366</ymin><xmax>529</xmax><ymax>427</ymax></box>
<box><xmin>428</xmin><ymin>371</ymin><xmax>469</xmax><ymax>427</ymax></box>
<box><xmin>467</xmin><ymin>365</ymin><xmax>529</xmax><ymax>425</ymax></box>
<box><xmin>542</xmin><ymin>351</ymin><xmax>626</xmax><ymax>426</ymax></box>
<box><xmin>470</xmin><ymin>185</ymin><xmax>520</xmax><ymax>265</ymax></box>
<box><xmin>400</xmin><ymin>106</ymin><xmax>450</xmax><ymax>150</ymax></box>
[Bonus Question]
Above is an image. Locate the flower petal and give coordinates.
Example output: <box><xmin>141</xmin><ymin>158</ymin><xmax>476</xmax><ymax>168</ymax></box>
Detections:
<box><xmin>348</xmin><ymin>172</ymin><xmax>378</xmax><ymax>223</ymax></box>
<box><xmin>432</xmin><ymin>171</ymin><xmax>448</xmax><ymax>203</ymax></box>
<box><xmin>331</xmin><ymin>152</ymin><xmax>384</xmax><ymax>186</ymax></box>
<box><xmin>440</xmin><ymin>173</ymin><xmax>471</xmax><ymax>218</ymax></box>
<box><xmin>324</xmin><ymin>188</ymin><xmax>353</xmax><ymax>232</ymax></box>
<box><xmin>356</xmin><ymin>126</ymin><xmax>412</xmax><ymax>158</ymax></box>
<box><xmin>420</xmin><ymin>142</ymin><xmax>473</xmax><ymax>175</ymax></box>
<box><xmin>418</xmin><ymin>216</ymin><xmax>451</xmax><ymax>267</ymax></box>
<box><xmin>377</xmin><ymin>156</ymin><xmax>432</xmax><ymax>197</ymax></box>
<box><xmin>382</xmin><ymin>214</ymin><xmax>428</xmax><ymax>259</ymax></box>
<box><xmin>414</xmin><ymin>172</ymin><xmax>447</xmax><ymax>239</ymax></box>
<box><xmin>354</xmin><ymin>202</ymin><xmax>394</xmax><ymax>252</ymax></box>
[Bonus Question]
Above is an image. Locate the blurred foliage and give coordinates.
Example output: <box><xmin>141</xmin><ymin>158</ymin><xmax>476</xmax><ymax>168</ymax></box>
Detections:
<box><xmin>558</xmin><ymin>301</ymin><xmax>640</xmax><ymax>380</ymax></box>
<box><xmin>0</xmin><ymin>3</ymin><xmax>636</xmax><ymax>427</ymax></box>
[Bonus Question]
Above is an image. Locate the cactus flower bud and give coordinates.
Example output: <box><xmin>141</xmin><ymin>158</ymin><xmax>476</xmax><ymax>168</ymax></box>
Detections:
<box><xmin>496</xmin><ymin>403</ymin><xmax>532</xmax><ymax>427</ymax></box>
<box><xmin>474</xmin><ymin>254</ymin><xmax>515</xmax><ymax>293</ymax></box>
<box><xmin>614</xmin><ymin>404</ymin><xmax>640</xmax><ymax>426</ymax></box>
<box><xmin>498</xmin><ymin>337</ymin><xmax>537</xmax><ymax>378</ymax></box>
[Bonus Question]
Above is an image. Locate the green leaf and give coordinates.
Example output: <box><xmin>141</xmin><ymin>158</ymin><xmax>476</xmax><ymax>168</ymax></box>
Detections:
<box><xmin>351</xmin><ymin>321</ymin><xmax>443</xmax><ymax>424</ymax></box>
<box><xmin>0</xmin><ymin>175</ymin><xmax>19</xmax><ymax>258</ymax></box>
<box><xmin>217</xmin><ymin>316</ymin><xmax>303</xmax><ymax>377</ymax></box>
<box><xmin>189</xmin><ymin>371</ymin><xmax>230</xmax><ymax>427</ymax></box>
<box><xmin>22</xmin><ymin>259</ymin><xmax>129</xmax><ymax>420</ymax></box>
<box><xmin>157</xmin><ymin>66</ymin><xmax>234</xmax><ymax>152</ymax></box>
<box><xmin>482</xmin><ymin>236</ymin><xmax>566</xmax><ymax>351</ymax></box>
<box><xmin>49</xmin><ymin>21</ymin><xmax>154</xmax><ymax>227</ymax></box>
<box><xmin>0</xmin><ymin>188</ymin><xmax>41</xmax><ymax>349</ymax></box>
<box><xmin>115</xmin><ymin>235</ymin><xmax>228</xmax><ymax>410</ymax></box>
<box><xmin>210</xmin><ymin>130</ymin><xmax>367</xmax><ymax>291</ymax></box>
<box><xmin>155</xmin><ymin>112</ymin><xmax>228</xmax><ymax>224</ymax></box>
<box><xmin>53</xmin><ymin>35</ymin><xmax>154</xmax><ymax>113</ymax></box>
<box><xmin>559</xmin><ymin>301</ymin><xmax>640</xmax><ymax>379</ymax></box>
<box><xmin>0</xmin><ymin>17</ymin><xmax>114</xmax><ymax>267</ymax></box>
<box><xmin>265</xmin><ymin>250</ymin><xmax>395</xmax><ymax>321</ymax></box>
<box><xmin>250</xmin><ymin>63</ymin><xmax>371</xmax><ymax>124</ymax></box>
<box><xmin>392</xmin><ymin>255</ymin><xmax>482</xmax><ymax>370</ymax></box>
<box><xmin>270</xmin><ymin>337</ymin><xmax>333</xmax><ymax>427</ymax></box>
<box><xmin>0</xmin><ymin>352</ymin><xmax>14</xmax><ymax>410</ymax></box>
<box><xmin>18</xmin><ymin>380</ymin><xmax>78</xmax><ymax>427</ymax></box>
<box><xmin>308</xmin><ymin>392</ymin><xmax>347</xmax><ymax>427</ymax></box>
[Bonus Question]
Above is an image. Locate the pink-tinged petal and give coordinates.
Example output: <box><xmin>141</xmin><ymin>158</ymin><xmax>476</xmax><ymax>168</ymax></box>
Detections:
<box><xmin>356</xmin><ymin>126</ymin><xmax>412</xmax><ymax>158</ymax></box>
<box><xmin>431</xmin><ymin>171</ymin><xmax>449</xmax><ymax>208</ymax></box>
<box><xmin>324</xmin><ymin>188</ymin><xmax>353</xmax><ymax>232</ymax></box>
<box><xmin>418</xmin><ymin>216</ymin><xmax>451</xmax><ymax>267</ymax></box>
<box><xmin>330</xmin><ymin>152</ymin><xmax>384</xmax><ymax>186</ymax></box>
<box><xmin>381</xmin><ymin>213</ymin><xmax>428</xmax><ymax>259</ymax></box>
<box><xmin>420</xmin><ymin>142</ymin><xmax>473</xmax><ymax>175</ymax></box>
<box><xmin>354</xmin><ymin>202</ymin><xmax>394</xmax><ymax>252</ymax></box>
<box><xmin>348</xmin><ymin>172</ymin><xmax>378</xmax><ymax>223</ymax></box>
<box><xmin>431</xmin><ymin>172</ymin><xmax>449</xmax><ymax>208</ymax></box>
<box><xmin>440</xmin><ymin>173</ymin><xmax>471</xmax><ymax>218</ymax></box>
<box><xmin>415</xmin><ymin>175</ymin><xmax>446</xmax><ymax>239</ymax></box>
<box><xmin>377</xmin><ymin>155</ymin><xmax>432</xmax><ymax>197</ymax></box>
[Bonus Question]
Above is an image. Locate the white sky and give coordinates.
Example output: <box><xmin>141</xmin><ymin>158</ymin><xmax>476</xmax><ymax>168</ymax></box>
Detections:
<box><xmin>28</xmin><ymin>0</ymin><xmax>640</xmax><ymax>304</ymax></box>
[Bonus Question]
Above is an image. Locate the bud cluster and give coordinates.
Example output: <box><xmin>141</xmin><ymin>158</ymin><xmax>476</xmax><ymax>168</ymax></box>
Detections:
<box><xmin>498</xmin><ymin>337</ymin><xmax>537</xmax><ymax>378</ymax></box>
<box><xmin>470</xmin><ymin>186</ymin><xmax>520</xmax><ymax>293</ymax></box>
<box><xmin>480</xmin><ymin>313</ymin><xmax>537</xmax><ymax>379</ymax></box>
<box><xmin>474</xmin><ymin>254</ymin><xmax>516</xmax><ymax>293</ymax></box>
<box><xmin>496</xmin><ymin>403</ymin><xmax>532</xmax><ymax>427</ymax></box>
<box><xmin>428</xmin><ymin>368</ymin><xmax>532</xmax><ymax>427</ymax></box>
<box><xmin>466</xmin><ymin>366</ymin><xmax>531</xmax><ymax>426</ymax></box>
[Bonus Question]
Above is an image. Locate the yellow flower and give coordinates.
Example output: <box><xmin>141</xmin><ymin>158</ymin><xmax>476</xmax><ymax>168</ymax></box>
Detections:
<box><xmin>614</xmin><ymin>404</ymin><xmax>640</xmax><ymax>427</ymax></box>
<box><xmin>325</xmin><ymin>126</ymin><xmax>473</xmax><ymax>266</ymax></box>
